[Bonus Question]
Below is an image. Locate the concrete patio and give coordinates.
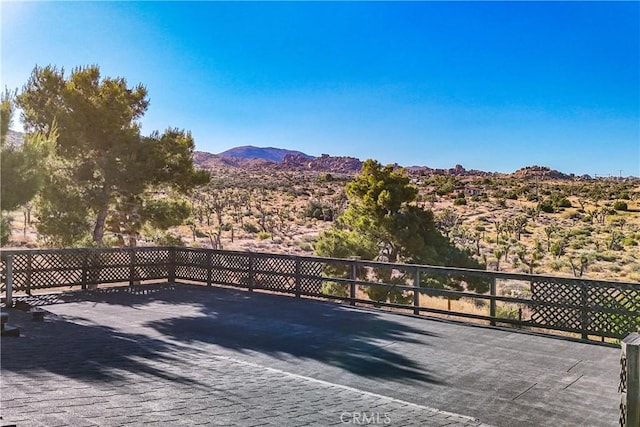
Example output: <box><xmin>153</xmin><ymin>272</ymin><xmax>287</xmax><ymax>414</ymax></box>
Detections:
<box><xmin>0</xmin><ymin>283</ymin><xmax>621</xmax><ymax>426</ymax></box>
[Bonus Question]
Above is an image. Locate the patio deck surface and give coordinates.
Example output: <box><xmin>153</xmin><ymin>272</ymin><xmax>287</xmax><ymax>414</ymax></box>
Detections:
<box><xmin>0</xmin><ymin>283</ymin><xmax>620</xmax><ymax>426</ymax></box>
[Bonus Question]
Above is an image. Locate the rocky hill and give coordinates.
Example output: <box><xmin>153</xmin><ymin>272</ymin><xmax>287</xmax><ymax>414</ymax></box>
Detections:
<box><xmin>217</xmin><ymin>146</ymin><xmax>313</xmax><ymax>162</ymax></box>
<box><xmin>510</xmin><ymin>165</ymin><xmax>579</xmax><ymax>180</ymax></box>
<box><xmin>274</xmin><ymin>153</ymin><xmax>362</xmax><ymax>174</ymax></box>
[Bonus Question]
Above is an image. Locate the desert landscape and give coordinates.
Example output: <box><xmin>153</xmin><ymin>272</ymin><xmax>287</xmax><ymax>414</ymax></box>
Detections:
<box><xmin>6</xmin><ymin>142</ymin><xmax>639</xmax><ymax>284</ymax></box>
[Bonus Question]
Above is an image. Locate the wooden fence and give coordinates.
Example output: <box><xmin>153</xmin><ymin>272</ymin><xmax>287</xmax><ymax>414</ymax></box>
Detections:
<box><xmin>1</xmin><ymin>246</ymin><xmax>639</xmax><ymax>343</ymax></box>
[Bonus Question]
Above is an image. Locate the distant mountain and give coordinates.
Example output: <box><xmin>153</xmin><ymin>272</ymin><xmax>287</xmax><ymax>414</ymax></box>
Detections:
<box><xmin>217</xmin><ymin>146</ymin><xmax>313</xmax><ymax>162</ymax></box>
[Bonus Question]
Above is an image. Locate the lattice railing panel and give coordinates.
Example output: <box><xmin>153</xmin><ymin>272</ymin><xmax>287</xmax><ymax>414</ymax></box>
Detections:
<box><xmin>299</xmin><ymin>260</ymin><xmax>324</xmax><ymax>295</ymax></box>
<box><xmin>531</xmin><ymin>278</ymin><xmax>640</xmax><ymax>338</ymax></box>
<box><xmin>134</xmin><ymin>250</ymin><xmax>169</xmax><ymax>280</ymax></box>
<box><xmin>175</xmin><ymin>250</ymin><xmax>208</xmax><ymax>282</ymax></box>
<box><xmin>530</xmin><ymin>279</ymin><xmax>583</xmax><ymax>331</ymax></box>
<box><xmin>86</xmin><ymin>251</ymin><xmax>130</xmax><ymax>284</ymax></box>
<box><xmin>589</xmin><ymin>285</ymin><xmax>640</xmax><ymax>338</ymax></box>
<box><xmin>9</xmin><ymin>253</ymin><xmax>31</xmax><ymax>291</ymax></box>
<box><xmin>217</xmin><ymin>253</ymin><xmax>251</xmax><ymax>271</ymax></box>
<box><xmin>209</xmin><ymin>253</ymin><xmax>251</xmax><ymax>287</ymax></box>
<box><xmin>254</xmin><ymin>257</ymin><xmax>296</xmax><ymax>291</ymax></box>
<box><xmin>0</xmin><ymin>257</ymin><xmax>5</xmax><ymax>292</ymax></box>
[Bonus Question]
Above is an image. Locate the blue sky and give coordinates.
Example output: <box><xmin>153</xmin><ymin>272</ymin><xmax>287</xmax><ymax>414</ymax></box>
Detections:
<box><xmin>2</xmin><ymin>1</ymin><xmax>638</xmax><ymax>176</ymax></box>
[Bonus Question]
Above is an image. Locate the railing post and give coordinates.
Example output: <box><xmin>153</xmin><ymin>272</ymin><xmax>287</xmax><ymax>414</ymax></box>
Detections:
<box><xmin>490</xmin><ymin>276</ymin><xmax>497</xmax><ymax>326</ymax></box>
<box><xmin>413</xmin><ymin>268</ymin><xmax>420</xmax><ymax>315</ymax></box>
<box><xmin>168</xmin><ymin>247</ymin><xmax>176</xmax><ymax>283</ymax></box>
<box><xmin>206</xmin><ymin>251</ymin><xmax>213</xmax><ymax>286</ymax></box>
<box><xmin>247</xmin><ymin>253</ymin><xmax>254</xmax><ymax>292</ymax></box>
<box><xmin>129</xmin><ymin>249</ymin><xmax>136</xmax><ymax>286</ymax></box>
<box><xmin>349</xmin><ymin>259</ymin><xmax>357</xmax><ymax>306</ymax></box>
<box><xmin>26</xmin><ymin>252</ymin><xmax>32</xmax><ymax>295</ymax></box>
<box><xmin>580</xmin><ymin>281</ymin><xmax>589</xmax><ymax>340</ymax></box>
<box><xmin>295</xmin><ymin>258</ymin><xmax>301</xmax><ymax>298</ymax></box>
<box><xmin>5</xmin><ymin>255</ymin><xmax>13</xmax><ymax>307</ymax></box>
<box><xmin>81</xmin><ymin>252</ymin><xmax>88</xmax><ymax>290</ymax></box>
<box><xmin>620</xmin><ymin>333</ymin><xmax>640</xmax><ymax>427</ymax></box>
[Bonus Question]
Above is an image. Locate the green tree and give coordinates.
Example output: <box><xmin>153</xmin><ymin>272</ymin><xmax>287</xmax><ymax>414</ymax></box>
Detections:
<box><xmin>315</xmin><ymin>160</ymin><xmax>487</xmax><ymax>302</ymax></box>
<box><xmin>0</xmin><ymin>89</ymin><xmax>56</xmax><ymax>245</ymax></box>
<box><xmin>17</xmin><ymin>65</ymin><xmax>209</xmax><ymax>246</ymax></box>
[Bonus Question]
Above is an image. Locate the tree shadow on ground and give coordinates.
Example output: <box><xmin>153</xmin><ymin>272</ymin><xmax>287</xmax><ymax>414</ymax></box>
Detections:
<box><xmin>0</xmin><ymin>307</ymin><xmax>209</xmax><ymax>388</ymax></box>
<box><xmin>4</xmin><ymin>283</ymin><xmax>443</xmax><ymax>385</ymax></box>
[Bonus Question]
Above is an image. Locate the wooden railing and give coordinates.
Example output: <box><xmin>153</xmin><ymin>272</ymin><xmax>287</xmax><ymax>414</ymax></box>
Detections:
<box><xmin>1</xmin><ymin>246</ymin><xmax>639</xmax><ymax>343</ymax></box>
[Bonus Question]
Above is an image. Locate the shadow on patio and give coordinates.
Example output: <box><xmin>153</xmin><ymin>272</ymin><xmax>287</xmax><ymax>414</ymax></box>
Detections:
<box><xmin>2</xmin><ymin>283</ymin><xmax>443</xmax><ymax>385</ymax></box>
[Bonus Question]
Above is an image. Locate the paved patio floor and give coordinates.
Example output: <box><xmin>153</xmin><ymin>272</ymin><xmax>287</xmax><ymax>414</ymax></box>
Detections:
<box><xmin>1</xmin><ymin>283</ymin><xmax>621</xmax><ymax>426</ymax></box>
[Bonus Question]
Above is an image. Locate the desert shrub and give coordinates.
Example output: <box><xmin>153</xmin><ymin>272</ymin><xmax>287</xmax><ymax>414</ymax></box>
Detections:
<box><xmin>549</xmin><ymin>260</ymin><xmax>565</xmax><ymax>272</ymax></box>
<box><xmin>506</xmin><ymin>191</ymin><xmax>519</xmax><ymax>200</ymax></box>
<box><xmin>622</xmin><ymin>237</ymin><xmax>638</xmax><ymax>246</ymax></box>
<box><xmin>614</xmin><ymin>201</ymin><xmax>628</xmax><ymax>211</ymax></box>
<box><xmin>494</xmin><ymin>304</ymin><xmax>520</xmax><ymax>320</ymax></box>
<box><xmin>563</xmin><ymin>211</ymin><xmax>582</xmax><ymax>220</ymax></box>
<box><xmin>257</xmin><ymin>231</ymin><xmax>271</xmax><ymax>240</ymax></box>
<box><xmin>304</xmin><ymin>200</ymin><xmax>334</xmax><ymax>221</ymax></box>
<box><xmin>242</xmin><ymin>222</ymin><xmax>259</xmax><ymax>233</ymax></box>
<box><xmin>538</xmin><ymin>199</ymin><xmax>555</xmax><ymax>213</ymax></box>
<box><xmin>453</xmin><ymin>197</ymin><xmax>467</xmax><ymax>206</ymax></box>
<box><xmin>569</xmin><ymin>238</ymin><xmax>588</xmax><ymax>250</ymax></box>
<box><xmin>492</xmin><ymin>189</ymin><xmax>507</xmax><ymax>199</ymax></box>
<box><xmin>316</xmin><ymin>173</ymin><xmax>334</xmax><ymax>182</ymax></box>
<box><xmin>595</xmin><ymin>253</ymin><xmax>617</xmax><ymax>262</ymax></box>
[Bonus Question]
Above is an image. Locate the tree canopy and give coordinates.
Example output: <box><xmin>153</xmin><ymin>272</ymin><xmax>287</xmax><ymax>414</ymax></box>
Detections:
<box><xmin>1</xmin><ymin>90</ymin><xmax>56</xmax><ymax>244</ymax></box>
<box><xmin>315</xmin><ymin>159</ymin><xmax>487</xmax><ymax>301</ymax></box>
<box><xmin>16</xmin><ymin>65</ymin><xmax>209</xmax><ymax>246</ymax></box>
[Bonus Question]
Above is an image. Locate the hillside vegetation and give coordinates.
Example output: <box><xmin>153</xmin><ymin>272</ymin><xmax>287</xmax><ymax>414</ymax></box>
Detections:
<box><xmin>6</xmin><ymin>158</ymin><xmax>640</xmax><ymax>283</ymax></box>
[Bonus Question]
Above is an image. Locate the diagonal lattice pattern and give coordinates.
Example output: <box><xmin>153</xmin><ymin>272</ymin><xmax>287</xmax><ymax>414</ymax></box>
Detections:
<box><xmin>175</xmin><ymin>249</ymin><xmax>209</xmax><ymax>282</ymax></box>
<box><xmin>210</xmin><ymin>252</ymin><xmax>251</xmax><ymax>287</ymax></box>
<box><xmin>530</xmin><ymin>279</ymin><xmax>584</xmax><ymax>331</ymax></box>
<box><xmin>299</xmin><ymin>260</ymin><xmax>324</xmax><ymax>295</ymax></box>
<box><xmin>531</xmin><ymin>278</ymin><xmax>639</xmax><ymax>338</ymax></box>
<box><xmin>253</xmin><ymin>257</ymin><xmax>296</xmax><ymax>292</ymax></box>
<box><xmin>589</xmin><ymin>286</ymin><xmax>640</xmax><ymax>337</ymax></box>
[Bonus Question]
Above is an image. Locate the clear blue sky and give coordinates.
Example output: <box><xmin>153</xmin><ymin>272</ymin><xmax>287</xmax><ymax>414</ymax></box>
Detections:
<box><xmin>2</xmin><ymin>1</ymin><xmax>638</xmax><ymax>176</ymax></box>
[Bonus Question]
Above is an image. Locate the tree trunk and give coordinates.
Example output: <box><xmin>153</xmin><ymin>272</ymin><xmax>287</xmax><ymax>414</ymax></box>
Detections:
<box><xmin>92</xmin><ymin>186</ymin><xmax>111</xmax><ymax>246</ymax></box>
<box><xmin>93</xmin><ymin>205</ymin><xmax>108</xmax><ymax>246</ymax></box>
